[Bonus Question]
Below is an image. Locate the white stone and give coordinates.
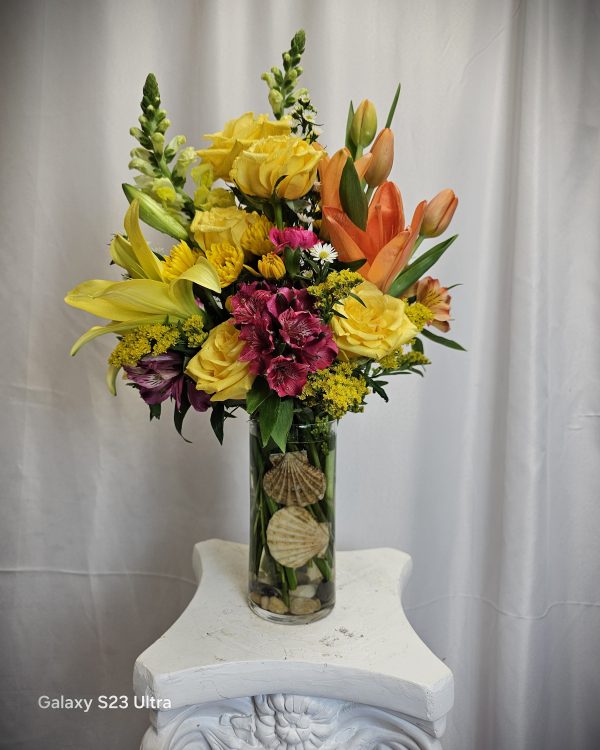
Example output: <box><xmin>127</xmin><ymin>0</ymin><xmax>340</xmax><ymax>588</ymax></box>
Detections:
<box><xmin>135</xmin><ymin>540</ymin><xmax>453</xmax><ymax>749</ymax></box>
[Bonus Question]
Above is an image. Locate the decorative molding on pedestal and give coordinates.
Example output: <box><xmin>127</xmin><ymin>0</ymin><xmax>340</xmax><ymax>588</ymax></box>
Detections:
<box><xmin>135</xmin><ymin>540</ymin><xmax>453</xmax><ymax>750</ymax></box>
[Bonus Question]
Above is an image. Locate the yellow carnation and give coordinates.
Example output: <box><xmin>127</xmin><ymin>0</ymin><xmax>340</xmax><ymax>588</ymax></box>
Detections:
<box><xmin>331</xmin><ymin>281</ymin><xmax>418</xmax><ymax>360</ymax></box>
<box><xmin>258</xmin><ymin>253</ymin><xmax>286</xmax><ymax>280</ymax></box>
<box><xmin>231</xmin><ymin>136</ymin><xmax>324</xmax><ymax>200</ymax></box>
<box><xmin>197</xmin><ymin>112</ymin><xmax>292</xmax><ymax>180</ymax></box>
<box><xmin>185</xmin><ymin>319</ymin><xmax>255</xmax><ymax>401</ymax></box>
<box><xmin>205</xmin><ymin>242</ymin><xmax>245</xmax><ymax>288</ymax></box>
<box><xmin>191</xmin><ymin>206</ymin><xmax>260</xmax><ymax>252</ymax></box>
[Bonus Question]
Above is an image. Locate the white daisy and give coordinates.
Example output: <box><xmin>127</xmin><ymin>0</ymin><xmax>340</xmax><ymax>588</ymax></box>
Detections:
<box><xmin>309</xmin><ymin>243</ymin><xmax>338</xmax><ymax>263</ymax></box>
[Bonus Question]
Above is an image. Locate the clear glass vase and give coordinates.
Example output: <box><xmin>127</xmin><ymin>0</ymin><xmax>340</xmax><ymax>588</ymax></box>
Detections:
<box><xmin>248</xmin><ymin>419</ymin><xmax>336</xmax><ymax>624</ymax></box>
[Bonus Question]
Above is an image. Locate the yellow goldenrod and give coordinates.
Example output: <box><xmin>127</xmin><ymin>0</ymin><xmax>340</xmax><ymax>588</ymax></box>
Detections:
<box><xmin>299</xmin><ymin>362</ymin><xmax>369</xmax><ymax>420</ymax></box>
<box><xmin>108</xmin><ymin>324</ymin><xmax>179</xmax><ymax>367</ymax></box>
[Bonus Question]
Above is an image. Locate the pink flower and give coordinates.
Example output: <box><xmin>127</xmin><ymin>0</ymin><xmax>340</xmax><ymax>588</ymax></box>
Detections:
<box><xmin>278</xmin><ymin>309</ymin><xmax>325</xmax><ymax>348</ymax></box>
<box><xmin>297</xmin><ymin>336</ymin><xmax>338</xmax><ymax>371</ymax></box>
<box><xmin>266</xmin><ymin>287</ymin><xmax>313</xmax><ymax>317</ymax></box>
<box><xmin>230</xmin><ymin>282</ymin><xmax>275</xmax><ymax>327</ymax></box>
<box><xmin>269</xmin><ymin>227</ymin><xmax>319</xmax><ymax>252</ymax></box>
<box><xmin>266</xmin><ymin>356</ymin><xmax>310</xmax><ymax>397</ymax></box>
<box><xmin>238</xmin><ymin>325</ymin><xmax>275</xmax><ymax>374</ymax></box>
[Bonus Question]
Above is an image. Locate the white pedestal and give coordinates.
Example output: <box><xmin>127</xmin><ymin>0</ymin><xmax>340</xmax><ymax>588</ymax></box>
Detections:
<box><xmin>134</xmin><ymin>539</ymin><xmax>453</xmax><ymax>749</ymax></box>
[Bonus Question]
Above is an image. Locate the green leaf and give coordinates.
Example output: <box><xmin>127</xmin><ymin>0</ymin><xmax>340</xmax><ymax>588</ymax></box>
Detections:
<box><xmin>259</xmin><ymin>394</ymin><xmax>280</xmax><ymax>446</ymax></box>
<box><xmin>246</xmin><ymin>377</ymin><xmax>272</xmax><ymax>414</ymax></box>
<box><xmin>385</xmin><ymin>82</ymin><xmax>401</xmax><ymax>129</ymax></box>
<box><xmin>387</xmin><ymin>235</ymin><xmax>458</xmax><ymax>297</ymax></box>
<box><xmin>339</xmin><ymin>157</ymin><xmax>368</xmax><ymax>230</ymax></box>
<box><xmin>271</xmin><ymin>399</ymin><xmax>293</xmax><ymax>452</ymax></box>
<box><xmin>174</xmin><ymin>397</ymin><xmax>192</xmax><ymax>443</ymax></box>
<box><xmin>348</xmin><ymin>292</ymin><xmax>367</xmax><ymax>307</ymax></box>
<box><xmin>421</xmin><ymin>328</ymin><xmax>466</xmax><ymax>351</ymax></box>
<box><xmin>412</xmin><ymin>337</ymin><xmax>424</xmax><ymax>354</ymax></box>
<box><xmin>210</xmin><ymin>403</ymin><xmax>225</xmax><ymax>444</ymax></box>
<box><xmin>345</xmin><ymin>100</ymin><xmax>356</xmax><ymax>157</ymax></box>
<box><xmin>149</xmin><ymin>403</ymin><xmax>161</xmax><ymax>420</ymax></box>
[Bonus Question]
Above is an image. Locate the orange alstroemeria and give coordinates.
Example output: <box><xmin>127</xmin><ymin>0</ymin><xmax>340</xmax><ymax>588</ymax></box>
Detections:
<box><xmin>323</xmin><ymin>181</ymin><xmax>426</xmax><ymax>294</ymax></box>
<box><xmin>318</xmin><ymin>147</ymin><xmax>372</xmax><ymax>239</ymax></box>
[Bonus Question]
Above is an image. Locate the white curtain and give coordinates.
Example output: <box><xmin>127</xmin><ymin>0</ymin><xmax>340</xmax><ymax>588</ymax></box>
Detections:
<box><xmin>1</xmin><ymin>0</ymin><xmax>599</xmax><ymax>747</ymax></box>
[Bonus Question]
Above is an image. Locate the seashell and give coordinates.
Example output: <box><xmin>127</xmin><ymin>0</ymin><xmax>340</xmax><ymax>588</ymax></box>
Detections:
<box><xmin>263</xmin><ymin>450</ymin><xmax>326</xmax><ymax>507</ymax></box>
<box><xmin>290</xmin><ymin>597</ymin><xmax>321</xmax><ymax>615</ymax></box>
<box><xmin>267</xmin><ymin>507</ymin><xmax>330</xmax><ymax>569</ymax></box>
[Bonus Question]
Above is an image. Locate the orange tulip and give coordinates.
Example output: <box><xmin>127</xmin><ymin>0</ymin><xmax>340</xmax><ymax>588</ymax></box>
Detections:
<box><xmin>420</xmin><ymin>189</ymin><xmax>458</xmax><ymax>237</ymax></box>
<box><xmin>364</xmin><ymin>128</ymin><xmax>394</xmax><ymax>187</ymax></box>
<box><xmin>323</xmin><ymin>181</ymin><xmax>426</xmax><ymax>293</ymax></box>
<box><xmin>318</xmin><ymin>147</ymin><xmax>372</xmax><ymax>239</ymax></box>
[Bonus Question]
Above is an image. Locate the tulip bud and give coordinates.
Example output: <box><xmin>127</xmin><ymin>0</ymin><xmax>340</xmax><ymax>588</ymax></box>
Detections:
<box><xmin>364</xmin><ymin>128</ymin><xmax>394</xmax><ymax>187</ymax></box>
<box><xmin>420</xmin><ymin>189</ymin><xmax>458</xmax><ymax>237</ymax></box>
<box><xmin>122</xmin><ymin>184</ymin><xmax>189</xmax><ymax>240</ymax></box>
<box><xmin>350</xmin><ymin>100</ymin><xmax>378</xmax><ymax>148</ymax></box>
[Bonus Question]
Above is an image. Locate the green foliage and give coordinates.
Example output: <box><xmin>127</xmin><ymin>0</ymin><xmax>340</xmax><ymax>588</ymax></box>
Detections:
<box><xmin>339</xmin><ymin>157</ymin><xmax>368</xmax><ymax>230</ymax></box>
<box><xmin>387</xmin><ymin>235</ymin><xmax>458</xmax><ymax>297</ymax></box>
<box><xmin>421</xmin><ymin>328</ymin><xmax>466</xmax><ymax>351</ymax></box>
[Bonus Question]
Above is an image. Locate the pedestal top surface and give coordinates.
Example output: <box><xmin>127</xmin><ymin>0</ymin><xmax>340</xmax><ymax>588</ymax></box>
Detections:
<box><xmin>134</xmin><ymin>539</ymin><xmax>453</xmax><ymax>723</ymax></box>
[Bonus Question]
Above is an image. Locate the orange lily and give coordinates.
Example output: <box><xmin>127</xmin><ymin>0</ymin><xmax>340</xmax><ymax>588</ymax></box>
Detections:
<box><xmin>318</xmin><ymin>147</ymin><xmax>372</xmax><ymax>239</ymax></box>
<box><xmin>323</xmin><ymin>181</ymin><xmax>426</xmax><ymax>294</ymax></box>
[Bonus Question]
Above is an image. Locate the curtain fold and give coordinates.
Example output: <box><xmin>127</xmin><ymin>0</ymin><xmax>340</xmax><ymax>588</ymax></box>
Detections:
<box><xmin>1</xmin><ymin>1</ymin><xmax>598</xmax><ymax>748</ymax></box>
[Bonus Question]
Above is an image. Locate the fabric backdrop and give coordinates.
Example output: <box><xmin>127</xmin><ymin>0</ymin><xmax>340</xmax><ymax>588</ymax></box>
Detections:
<box><xmin>1</xmin><ymin>0</ymin><xmax>599</xmax><ymax>748</ymax></box>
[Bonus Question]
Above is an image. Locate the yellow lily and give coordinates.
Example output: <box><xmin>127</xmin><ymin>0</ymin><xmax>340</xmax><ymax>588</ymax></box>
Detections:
<box><xmin>65</xmin><ymin>200</ymin><xmax>220</xmax><ymax>356</ymax></box>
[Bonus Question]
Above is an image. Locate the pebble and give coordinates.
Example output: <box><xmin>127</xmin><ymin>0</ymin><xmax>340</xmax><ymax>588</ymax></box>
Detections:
<box><xmin>290</xmin><ymin>597</ymin><xmax>321</xmax><ymax>615</ymax></box>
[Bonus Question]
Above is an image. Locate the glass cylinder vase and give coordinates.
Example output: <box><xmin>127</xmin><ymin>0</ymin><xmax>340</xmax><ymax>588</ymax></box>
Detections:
<box><xmin>248</xmin><ymin>419</ymin><xmax>336</xmax><ymax>624</ymax></box>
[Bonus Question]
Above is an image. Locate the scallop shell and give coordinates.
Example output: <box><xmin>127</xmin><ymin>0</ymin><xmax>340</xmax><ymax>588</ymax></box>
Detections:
<box><xmin>263</xmin><ymin>451</ymin><xmax>326</xmax><ymax>507</ymax></box>
<box><xmin>266</xmin><ymin>507</ymin><xmax>330</xmax><ymax>569</ymax></box>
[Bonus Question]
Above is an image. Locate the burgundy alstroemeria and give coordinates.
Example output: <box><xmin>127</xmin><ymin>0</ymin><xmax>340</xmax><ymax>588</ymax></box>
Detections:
<box><xmin>266</xmin><ymin>356</ymin><xmax>310</xmax><ymax>397</ymax></box>
<box><xmin>297</xmin><ymin>336</ymin><xmax>338</xmax><ymax>370</ymax></box>
<box><xmin>230</xmin><ymin>282</ymin><xmax>275</xmax><ymax>327</ymax></box>
<box><xmin>266</xmin><ymin>286</ymin><xmax>313</xmax><ymax>317</ymax></box>
<box><xmin>238</xmin><ymin>325</ymin><xmax>276</xmax><ymax>374</ymax></box>
<box><xmin>279</xmin><ymin>309</ymin><xmax>326</xmax><ymax>347</ymax></box>
<box><xmin>124</xmin><ymin>352</ymin><xmax>210</xmax><ymax>412</ymax></box>
<box><xmin>269</xmin><ymin>227</ymin><xmax>319</xmax><ymax>252</ymax></box>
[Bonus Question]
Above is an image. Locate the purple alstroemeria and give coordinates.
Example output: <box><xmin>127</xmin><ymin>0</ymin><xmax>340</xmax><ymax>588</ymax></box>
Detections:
<box><xmin>124</xmin><ymin>352</ymin><xmax>210</xmax><ymax>412</ymax></box>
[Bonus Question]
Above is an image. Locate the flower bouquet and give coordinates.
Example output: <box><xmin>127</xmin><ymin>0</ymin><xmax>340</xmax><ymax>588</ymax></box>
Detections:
<box><xmin>65</xmin><ymin>30</ymin><xmax>462</xmax><ymax>623</ymax></box>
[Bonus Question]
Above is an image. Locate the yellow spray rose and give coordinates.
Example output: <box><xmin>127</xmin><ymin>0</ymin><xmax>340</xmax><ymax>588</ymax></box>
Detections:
<box><xmin>330</xmin><ymin>281</ymin><xmax>418</xmax><ymax>360</ymax></box>
<box><xmin>185</xmin><ymin>319</ymin><xmax>255</xmax><ymax>401</ymax></box>
<box><xmin>197</xmin><ymin>112</ymin><xmax>292</xmax><ymax>181</ymax></box>
<box><xmin>191</xmin><ymin>206</ymin><xmax>262</xmax><ymax>252</ymax></box>
<box><xmin>231</xmin><ymin>136</ymin><xmax>324</xmax><ymax>200</ymax></box>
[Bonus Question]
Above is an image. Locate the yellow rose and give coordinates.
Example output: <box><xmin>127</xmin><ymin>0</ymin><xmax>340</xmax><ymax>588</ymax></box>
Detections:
<box><xmin>191</xmin><ymin>206</ymin><xmax>262</xmax><ymax>251</ymax></box>
<box><xmin>185</xmin><ymin>320</ymin><xmax>255</xmax><ymax>401</ymax></box>
<box><xmin>231</xmin><ymin>136</ymin><xmax>324</xmax><ymax>200</ymax></box>
<box><xmin>331</xmin><ymin>282</ymin><xmax>418</xmax><ymax>360</ymax></box>
<box><xmin>197</xmin><ymin>112</ymin><xmax>292</xmax><ymax>180</ymax></box>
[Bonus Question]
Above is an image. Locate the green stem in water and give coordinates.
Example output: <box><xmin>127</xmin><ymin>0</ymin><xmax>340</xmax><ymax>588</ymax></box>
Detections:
<box><xmin>315</xmin><ymin>557</ymin><xmax>332</xmax><ymax>582</ymax></box>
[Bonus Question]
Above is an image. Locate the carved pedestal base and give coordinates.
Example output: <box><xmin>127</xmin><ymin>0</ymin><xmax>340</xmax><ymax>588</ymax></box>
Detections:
<box><xmin>135</xmin><ymin>541</ymin><xmax>453</xmax><ymax>750</ymax></box>
<box><xmin>141</xmin><ymin>694</ymin><xmax>444</xmax><ymax>750</ymax></box>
